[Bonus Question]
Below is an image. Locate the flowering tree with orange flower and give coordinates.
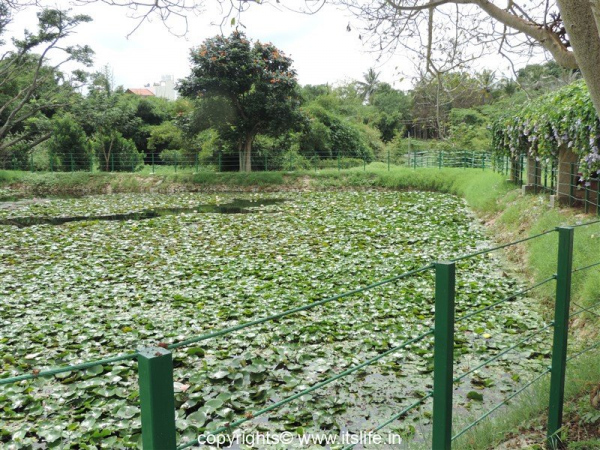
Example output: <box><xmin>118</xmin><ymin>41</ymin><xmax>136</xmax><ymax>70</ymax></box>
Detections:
<box><xmin>178</xmin><ymin>31</ymin><xmax>302</xmax><ymax>172</ymax></box>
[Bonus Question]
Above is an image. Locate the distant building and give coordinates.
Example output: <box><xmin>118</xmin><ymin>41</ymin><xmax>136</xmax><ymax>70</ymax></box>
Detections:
<box><xmin>125</xmin><ymin>88</ymin><xmax>155</xmax><ymax>97</ymax></box>
<box><xmin>151</xmin><ymin>75</ymin><xmax>177</xmax><ymax>101</ymax></box>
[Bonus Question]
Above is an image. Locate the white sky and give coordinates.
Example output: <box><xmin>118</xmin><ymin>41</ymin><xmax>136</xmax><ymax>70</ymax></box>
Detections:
<box><xmin>5</xmin><ymin>1</ymin><xmax>547</xmax><ymax>92</ymax></box>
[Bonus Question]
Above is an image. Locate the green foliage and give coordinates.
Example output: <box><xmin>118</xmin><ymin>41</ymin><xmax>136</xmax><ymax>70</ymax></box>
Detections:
<box><xmin>195</xmin><ymin>128</ymin><xmax>221</xmax><ymax>163</ymax></box>
<box><xmin>303</xmin><ymin>104</ymin><xmax>373</xmax><ymax>161</ymax></box>
<box><xmin>516</xmin><ymin>62</ymin><xmax>579</xmax><ymax>93</ymax></box>
<box><xmin>90</xmin><ymin>131</ymin><xmax>143</xmax><ymax>172</ymax></box>
<box><xmin>47</xmin><ymin>114</ymin><xmax>91</xmax><ymax>171</ymax></box>
<box><xmin>147</xmin><ymin>122</ymin><xmax>185</xmax><ymax>154</ymax></box>
<box><xmin>297</xmin><ymin>119</ymin><xmax>331</xmax><ymax>156</ymax></box>
<box><xmin>159</xmin><ymin>149</ymin><xmax>184</xmax><ymax>166</ymax></box>
<box><xmin>449</xmin><ymin>108</ymin><xmax>486</xmax><ymax>126</ymax></box>
<box><xmin>0</xmin><ymin>9</ymin><xmax>93</xmax><ymax>156</ymax></box>
<box><xmin>178</xmin><ymin>31</ymin><xmax>302</xmax><ymax>171</ymax></box>
<box><xmin>492</xmin><ymin>80</ymin><xmax>600</xmax><ymax>179</ymax></box>
<box><xmin>370</xmin><ymin>82</ymin><xmax>411</xmax><ymax>142</ymax></box>
<box><xmin>447</xmin><ymin>123</ymin><xmax>491</xmax><ymax>151</ymax></box>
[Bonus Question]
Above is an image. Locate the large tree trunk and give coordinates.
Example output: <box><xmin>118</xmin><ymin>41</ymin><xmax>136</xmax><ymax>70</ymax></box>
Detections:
<box><xmin>240</xmin><ymin>132</ymin><xmax>255</xmax><ymax>173</ymax></box>
<box><xmin>238</xmin><ymin>141</ymin><xmax>244</xmax><ymax>172</ymax></box>
<box><xmin>557</xmin><ymin>1</ymin><xmax>600</xmax><ymax>116</ymax></box>
<box><xmin>243</xmin><ymin>138</ymin><xmax>252</xmax><ymax>173</ymax></box>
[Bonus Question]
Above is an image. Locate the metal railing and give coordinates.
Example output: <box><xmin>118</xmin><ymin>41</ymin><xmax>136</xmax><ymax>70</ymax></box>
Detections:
<box><xmin>494</xmin><ymin>155</ymin><xmax>600</xmax><ymax>215</ymax></box>
<box><xmin>2</xmin><ymin>220</ymin><xmax>599</xmax><ymax>448</ymax></box>
<box><xmin>0</xmin><ymin>149</ymin><xmax>495</xmax><ymax>174</ymax></box>
<box><xmin>405</xmin><ymin>150</ymin><xmax>494</xmax><ymax>170</ymax></box>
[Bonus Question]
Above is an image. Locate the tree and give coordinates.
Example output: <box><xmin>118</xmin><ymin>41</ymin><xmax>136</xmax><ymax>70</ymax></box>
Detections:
<box><xmin>0</xmin><ymin>9</ymin><xmax>93</xmax><ymax>156</ymax></box>
<box><xmin>370</xmin><ymin>82</ymin><xmax>411</xmax><ymax>142</ymax></box>
<box><xmin>336</xmin><ymin>0</ymin><xmax>600</xmax><ymax>122</ymax></box>
<box><xmin>77</xmin><ymin>78</ymin><xmax>143</xmax><ymax>171</ymax></box>
<box><xmin>356</xmin><ymin>68</ymin><xmax>381</xmax><ymax>104</ymax></box>
<box><xmin>47</xmin><ymin>114</ymin><xmax>92</xmax><ymax>171</ymax></box>
<box><xmin>178</xmin><ymin>31</ymin><xmax>302</xmax><ymax>172</ymax></box>
<box><xmin>7</xmin><ymin>1</ymin><xmax>600</xmax><ymax>123</ymax></box>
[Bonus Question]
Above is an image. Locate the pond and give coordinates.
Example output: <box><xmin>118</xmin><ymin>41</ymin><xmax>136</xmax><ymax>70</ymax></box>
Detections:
<box><xmin>0</xmin><ymin>198</ymin><xmax>286</xmax><ymax>227</ymax></box>
<box><xmin>0</xmin><ymin>191</ymin><xmax>548</xmax><ymax>448</ymax></box>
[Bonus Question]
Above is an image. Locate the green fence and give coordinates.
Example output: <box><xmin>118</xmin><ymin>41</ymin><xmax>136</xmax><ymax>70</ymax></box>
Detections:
<box><xmin>493</xmin><ymin>154</ymin><xmax>600</xmax><ymax>216</ymax></box>
<box><xmin>0</xmin><ymin>149</ymin><xmax>496</xmax><ymax>174</ymax></box>
<box><xmin>2</xmin><ymin>222</ymin><xmax>599</xmax><ymax>448</ymax></box>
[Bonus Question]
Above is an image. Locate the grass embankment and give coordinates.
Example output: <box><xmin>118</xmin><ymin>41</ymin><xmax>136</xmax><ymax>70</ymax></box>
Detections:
<box><xmin>1</xmin><ymin>164</ymin><xmax>598</xmax><ymax>448</ymax></box>
<box><xmin>0</xmin><ymin>163</ymin><xmax>509</xmax><ymax>207</ymax></box>
<box><xmin>453</xmin><ymin>189</ymin><xmax>600</xmax><ymax>450</ymax></box>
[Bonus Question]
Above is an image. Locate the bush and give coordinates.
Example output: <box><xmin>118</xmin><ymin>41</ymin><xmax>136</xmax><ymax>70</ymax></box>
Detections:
<box><xmin>318</xmin><ymin>157</ymin><xmax>365</xmax><ymax>169</ymax></box>
<box><xmin>47</xmin><ymin>114</ymin><xmax>92</xmax><ymax>171</ymax></box>
<box><xmin>160</xmin><ymin>149</ymin><xmax>186</xmax><ymax>166</ymax></box>
<box><xmin>0</xmin><ymin>141</ymin><xmax>30</xmax><ymax>170</ymax></box>
<box><xmin>91</xmin><ymin>131</ymin><xmax>144</xmax><ymax>172</ymax></box>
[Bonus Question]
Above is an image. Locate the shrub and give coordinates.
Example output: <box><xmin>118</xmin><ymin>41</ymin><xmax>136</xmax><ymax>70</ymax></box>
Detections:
<box><xmin>91</xmin><ymin>131</ymin><xmax>144</xmax><ymax>172</ymax></box>
<box><xmin>160</xmin><ymin>149</ymin><xmax>186</xmax><ymax>166</ymax></box>
<box><xmin>47</xmin><ymin>114</ymin><xmax>92</xmax><ymax>171</ymax></box>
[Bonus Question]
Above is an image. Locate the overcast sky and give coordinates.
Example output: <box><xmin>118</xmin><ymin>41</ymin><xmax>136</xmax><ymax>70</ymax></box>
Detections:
<box><xmin>6</xmin><ymin>1</ymin><xmax>547</xmax><ymax>91</ymax></box>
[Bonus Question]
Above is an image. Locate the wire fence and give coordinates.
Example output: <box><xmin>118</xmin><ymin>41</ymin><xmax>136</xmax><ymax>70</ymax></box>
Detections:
<box><xmin>2</xmin><ymin>220</ymin><xmax>600</xmax><ymax>449</ymax></box>
<box><xmin>494</xmin><ymin>154</ymin><xmax>600</xmax><ymax>215</ymax></box>
<box><xmin>0</xmin><ymin>149</ymin><xmax>496</xmax><ymax>174</ymax></box>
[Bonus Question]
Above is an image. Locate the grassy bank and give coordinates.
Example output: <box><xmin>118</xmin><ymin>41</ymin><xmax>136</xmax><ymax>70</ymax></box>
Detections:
<box><xmin>0</xmin><ymin>163</ymin><xmax>509</xmax><ymax>210</ymax></box>
<box><xmin>456</xmin><ymin>185</ymin><xmax>600</xmax><ymax>450</ymax></box>
<box><xmin>1</xmin><ymin>165</ymin><xmax>598</xmax><ymax>449</ymax></box>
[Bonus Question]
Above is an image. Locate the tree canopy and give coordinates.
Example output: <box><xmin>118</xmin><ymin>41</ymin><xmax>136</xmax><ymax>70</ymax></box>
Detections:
<box><xmin>178</xmin><ymin>31</ymin><xmax>302</xmax><ymax>172</ymax></box>
<box><xmin>0</xmin><ymin>9</ymin><xmax>93</xmax><ymax>156</ymax></box>
<box><xmin>492</xmin><ymin>80</ymin><xmax>600</xmax><ymax>180</ymax></box>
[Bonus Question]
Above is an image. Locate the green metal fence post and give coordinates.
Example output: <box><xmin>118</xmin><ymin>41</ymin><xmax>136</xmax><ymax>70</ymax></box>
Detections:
<box><xmin>218</xmin><ymin>152</ymin><xmax>222</xmax><ymax>172</ymax></box>
<box><xmin>534</xmin><ymin>159</ymin><xmax>539</xmax><ymax>194</ymax></box>
<box><xmin>70</xmin><ymin>153</ymin><xmax>74</xmax><ymax>172</ymax></box>
<box><xmin>585</xmin><ymin>183</ymin><xmax>590</xmax><ymax>214</ymax></box>
<box><xmin>432</xmin><ymin>261</ymin><xmax>456</xmax><ymax>450</ymax></box>
<box><xmin>520</xmin><ymin>154</ymin><xmax>525</xmax><ymax>185</ymax></box>
<box><xmin>438</xmin><ymin>151</ymin><xmax>442</xmax><ymax>169</ymax></box>
<box><xmin>138</xmin><ymin>347</ymin><xmax>177</xmax><ymax>450</ymax></box>
<box><xmin>265</xmin><ymin>153</ymin><xmax>268</xmax><ymax>172</ymax></box>
<box><xmin>152</xmin><ymin>152</ymin><xmax>155</xmax><ymax>174</ymax></box>
<box><xmin>111</xmin><ymin>152</ymin><xmax>115</xmax><ymax>172</ymax></box>
<box><xmin>547</xmin><ymin>227</ymin><xmax>574</xmax><ymax>448</ymax></box>
<box><xmin>413</xmin><ymin>149</ymin><xmax>417</xmax><ymax>169</ymax></box>
<box><xmin>174</xmin><ymin>153</ymin><xmax>178</xmax><ymax>173</ymax></box>
<box><xmin>387</xmin><ymin>149</ymin><xmax>390</xmax><ymax>171</ymax></box>
<box><xmin>195</xmin><ymin>153</ymin><xmax>199</xmax><ymax>174</ymax></box>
